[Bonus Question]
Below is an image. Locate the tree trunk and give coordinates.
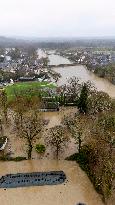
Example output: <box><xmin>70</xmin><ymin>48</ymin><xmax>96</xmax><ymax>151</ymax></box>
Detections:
<box><xmin>78</xmin><ymin>132</ymin><xmax>82</xmax><ymax>153</ymax></box>
<box><xmin>4</xmin><ymin>108</ymin><xmax>8</xmax><ymax>123</ymax></box>
<box><xmin>28</xmin><ymin>142</ymin><xmax>33</xmax><ymax>159</ymax></box>
<box><xmin>0</xmin><ymin>119</ymin><xmax>3</xmax><ymax>136</ymax></box>
<box><xmin>56</xmin><ymin>146</ymin><xmax>59</xmax><ymax>159</ymax></box>
<box><xmin>20</xmin><ymin>113</ymin><xmax>23</xmax><ymax>128</ymax></box>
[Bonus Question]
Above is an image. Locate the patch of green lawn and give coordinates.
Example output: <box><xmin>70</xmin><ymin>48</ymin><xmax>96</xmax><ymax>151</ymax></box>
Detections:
<box><xmin>5</xmin><ymin>81</ymin><xmax>56</xmax><ymax>102</ymax></box>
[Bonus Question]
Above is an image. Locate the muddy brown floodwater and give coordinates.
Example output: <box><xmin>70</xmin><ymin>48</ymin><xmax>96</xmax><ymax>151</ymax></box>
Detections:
<box><xmin>53</xmin><ymin>65</ymin><xmax>115</xmax><ymax>98</ymax></box>
<box><xmin>5</xmin><ymin>107</ymin><xmax>77</xmax><ymax>160</ymax></box>
<box><xmin>0</xmin><ymin>160</ymin><xmax>104</xmax><ymax>205</ymax></box>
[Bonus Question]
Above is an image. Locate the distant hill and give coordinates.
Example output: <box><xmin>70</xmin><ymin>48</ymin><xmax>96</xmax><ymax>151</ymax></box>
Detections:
<box><xmin>0</xmin><ymin>36</ymin><xmax>30</xmax><ymax>47</ymax></box>
<box><xmin>0</xmin><ymin>36</ymin><xmax>115</xmax><ymax>49</ymax></box>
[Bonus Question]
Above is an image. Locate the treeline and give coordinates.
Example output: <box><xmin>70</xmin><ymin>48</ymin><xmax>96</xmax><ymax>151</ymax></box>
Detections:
<box><xmin>1</xmin><ymin>36</ymin><xmax>115</xmax><ymax>49</ymax></box>
<box><xmin>59</xmin><ymin>78</ymin><xmax>115</xmax><ymax>204</ymax></box>
<box><xmin>94</xmin><ymin>63</ymin><xmax>115</xmax><ymax>84</ymax></box>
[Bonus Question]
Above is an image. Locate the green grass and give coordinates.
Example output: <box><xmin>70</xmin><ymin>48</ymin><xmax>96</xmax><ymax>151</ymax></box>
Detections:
<box><xmin>35</xmin><ymin>144</ymin><xmax>46</xmax><ymax>153</ymax></box>
<box><xmin>5</xmin><ymin>81</ymin><xmax>56</xmax><ymax>102</ymax></box>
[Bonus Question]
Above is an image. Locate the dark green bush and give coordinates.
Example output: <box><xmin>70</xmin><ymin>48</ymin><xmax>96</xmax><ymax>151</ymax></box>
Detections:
<box><xmin>12</xmin><ymin>156</ymin><xmax>27</xmax><ymax>161</ymax></box>
<box><xmin>0</xmin><ymin>156</ymin><xmax>26</xmax><ymax>161</ymax></box>
<box><xmin>66</xmin><ymin>145</ymin><xmax>96</xmax><ymax>184</ymax></box>
<box><xmin>35</xmin><ymin>144</ymin><xmax>46</xmax><ymax>153</ymax></box>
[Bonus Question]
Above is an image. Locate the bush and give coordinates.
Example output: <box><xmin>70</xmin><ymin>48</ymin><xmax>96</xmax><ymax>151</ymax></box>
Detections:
<box><xmin>66</xmin><ymin>145</ymin><xmax>94</xmax><ymax>174</ymax></box>
<box><xmin>12</xmin><ymin>156</ymin><xmax>27</xmax><ymax>161</ymax></box>
<box><xmin>66</xmin><ymin>144</ymin><xmax>114</xmax><ymax>202</ymax></box>
<box><xmin>35</xmin><ymin>144</ymin><xmax>46</xmax><ymax>153</ymax></box>
<box><xmin>0</xmin><ymin>156</ymin><xmax>26</xmax><ymax>161</ymax></box>
<box><xmin>66</xmin><ymin>145</ymin><xmax>97</xmax><ymax>188</ymax></box>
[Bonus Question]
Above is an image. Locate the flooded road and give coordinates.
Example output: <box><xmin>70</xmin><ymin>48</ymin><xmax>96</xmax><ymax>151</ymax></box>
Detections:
<box><xmin>0</xmin><ymin>160</ymin><xmax>104</xmax><ymax>205</ymax></box>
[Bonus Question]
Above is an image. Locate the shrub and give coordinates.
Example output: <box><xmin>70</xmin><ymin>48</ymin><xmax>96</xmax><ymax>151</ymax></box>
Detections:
<box><xmin>66</xmin><ymin>145</ymin><xmax>95</xmax><ymax>174</ymax></box>
<box><xmin>0</xmin><ymin>156</ymin><xmax>26</xmax><ymax>161</ymax></box>
<box><xmin>12</xmin><ymin>156</ymin><xmax>27</xmax><ymax>161</ymax></box>
<box><xmin>35</xmin><ymin>144</ymin><xmax>46</xmax><ymax>153</ymax></box>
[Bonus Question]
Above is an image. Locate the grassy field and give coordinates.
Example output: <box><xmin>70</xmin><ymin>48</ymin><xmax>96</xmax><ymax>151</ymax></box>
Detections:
<box><xmin>5</xmin><ymin>81</ymin><xmax>56</xmax><ymax>102</ymax></box>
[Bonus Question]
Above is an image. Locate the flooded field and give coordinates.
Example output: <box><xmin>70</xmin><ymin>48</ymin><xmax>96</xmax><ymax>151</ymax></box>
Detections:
<box><xmin>5</xmin><ymin>107</ymin><xmax>77</xmax><ymax>160</ymax></box>
<box><xmin>0</xmin><ymin>160</ymin><xmax>104</xmax><ymax>205</ymax></box>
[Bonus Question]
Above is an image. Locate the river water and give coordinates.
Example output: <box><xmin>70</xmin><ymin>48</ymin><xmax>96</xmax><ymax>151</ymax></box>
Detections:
<box><xmin>37</xmin><ymin>49</ymin><xmax>115</xmax><ymax>98</ymax></box>
<box><xmin>54</xmin><ymin>65</ymin><xmax>115</xmax><ymax>98</ymax></box>
<box><xmin>48</xmin><ymin>53</ymin><xmax>72</xmax><ymax>65</ymax></box>
<box><xmin>48</xmin><ymin>52</ymin><xmax>115</xmax><ymax>98</ymax></box>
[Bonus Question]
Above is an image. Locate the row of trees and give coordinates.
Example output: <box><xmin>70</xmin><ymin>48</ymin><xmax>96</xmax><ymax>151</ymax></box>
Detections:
<box><xmin>59</xmin><ymin>78</ymin><xmax>115</xmax><ymax>203</ymax></box>
<box><xmin>63</xmin><ymin>111</ymin><xmax>115</xmax><ymax>203</ymax></box>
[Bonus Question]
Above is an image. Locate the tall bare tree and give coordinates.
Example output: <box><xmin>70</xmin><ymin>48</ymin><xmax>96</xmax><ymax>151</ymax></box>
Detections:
<box><xmin>45</xmin><ymin>125</ymin><xmax>69</xmax><ymax>159</ymax></box>
<box><xmin>0</xmin><ymin>89</ymin><xmax>8</xmax><ymax>123</ymax></box>
<box><xmin>63</xmin><ymin>113</ymin><xmax>89</xmax><ymax>153</ymax></box>
<box><xmin>16</xmin><ymin>113</ymin><xmax>45</xmax><ymax>159</ymax></box>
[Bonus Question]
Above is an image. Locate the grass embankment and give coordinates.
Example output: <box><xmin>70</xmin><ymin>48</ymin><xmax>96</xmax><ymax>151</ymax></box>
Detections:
<box><xmin>5</xmin><ymin>81</ymin><xmax>56</xmax><ymax>102</ymax></box>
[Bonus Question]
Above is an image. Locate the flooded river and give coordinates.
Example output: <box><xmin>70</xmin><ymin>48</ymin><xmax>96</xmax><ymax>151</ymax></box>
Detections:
<box><xmin>0</xmin><ymin>160</ymin><xmax>104</xmax><ymax>205</ymax></box>
<box><xmin>54</xmin><ymin>65</ymin><xmax>115</xmax><ymax>98</ymax></box>
<box><xmin>48</xmin><ymin>52</ymin><xmax>115</xmax><ymax>98</ymax></box>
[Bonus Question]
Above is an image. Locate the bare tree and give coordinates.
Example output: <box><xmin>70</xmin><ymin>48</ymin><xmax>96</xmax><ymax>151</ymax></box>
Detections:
<box><xmin>0</xmin><ymin>90</ymin><xmax>8</xmax><ymax>123</ymax></box>
<box><xmin>63</xmin><ymin>113</ymin><xmax>90</xmax><ymax>153</ymax></box>
<box><xmin>11</xmin><ymin>95</ymin><xmax>27</xmax><ymax>128</ymax></box>
<box><xmin>16</xmin><ymin>113</ymin><xmax>45</xmax><ymax>159</ymax></box>
<box><xmin>45</xmin><ymin>125</ymin><xmax>69</xmax><ymax>159</ymax></box>
<box><xmin>10</xmin><ymin>88</ymin><xmax>41</xmax><ymax>129</ymax></box>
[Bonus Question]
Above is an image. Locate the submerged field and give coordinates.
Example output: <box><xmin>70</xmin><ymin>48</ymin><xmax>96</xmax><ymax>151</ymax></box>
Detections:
<box><xmin>5</xmin><ymin>81</ymin><xmax>56</xmax><ymax>102</ymax></box>
<box><xmin>0</xmin><ymin>160</ymin><xmax>104</xmax><ymax>205</ymax></box>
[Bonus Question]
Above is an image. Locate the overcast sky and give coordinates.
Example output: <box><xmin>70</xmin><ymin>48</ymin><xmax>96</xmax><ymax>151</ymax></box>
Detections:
<box><xmin>0</xmin><ymin>0</ymin><xmax>115</xmax><ymax>38</ymax></box>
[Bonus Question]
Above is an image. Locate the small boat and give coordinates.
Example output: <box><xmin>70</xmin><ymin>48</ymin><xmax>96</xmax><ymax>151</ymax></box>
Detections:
<box><xmin>0</xmin><ymin>171</ymin><xmax>66</xmax><ymax>189</ymax></box>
